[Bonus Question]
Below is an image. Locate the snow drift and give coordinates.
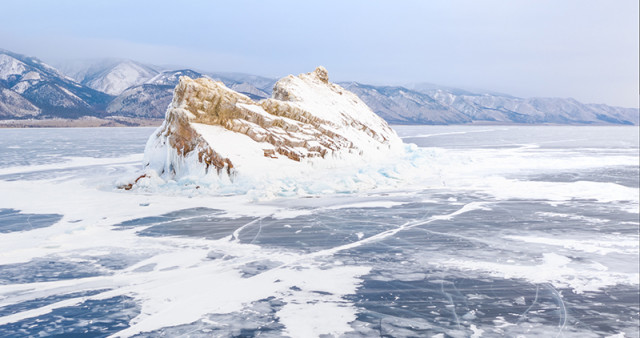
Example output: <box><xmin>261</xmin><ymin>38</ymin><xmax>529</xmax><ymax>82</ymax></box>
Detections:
<box><xmin>139</xmin><ymin>66</ymin><xmax>403</xmax><ymax>184</ymax></box>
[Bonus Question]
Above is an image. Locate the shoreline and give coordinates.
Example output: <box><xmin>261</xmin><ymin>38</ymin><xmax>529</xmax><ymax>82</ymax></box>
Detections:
<box><xmin>1</xmin><ymin>118</ymin><xmax>635</xmax><ymax>128</ymax></box>
<box><xmin>0</xmin><ymin>117</ymin><xmax>164</xmax><ymax>128</ymax></box>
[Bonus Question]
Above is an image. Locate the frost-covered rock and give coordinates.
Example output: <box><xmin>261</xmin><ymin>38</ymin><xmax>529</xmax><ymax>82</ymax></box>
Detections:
<box><xmin>142</xmin><ymin>66</ymin><xmax>403</xmax><ymax>181</ymax></box>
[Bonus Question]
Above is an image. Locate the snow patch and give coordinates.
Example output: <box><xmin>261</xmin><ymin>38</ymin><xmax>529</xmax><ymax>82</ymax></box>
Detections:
<box><xmin>0</xmin><ymin>54</ymin><xmax>27</xmax><ymax>80</ymax></box>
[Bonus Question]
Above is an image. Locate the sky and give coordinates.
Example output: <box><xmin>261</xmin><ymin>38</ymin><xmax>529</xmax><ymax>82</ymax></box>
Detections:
<box><xmin>1</xmin><ymin>0</ymin><xmax>638</xmax><ymax>107</ymax></box>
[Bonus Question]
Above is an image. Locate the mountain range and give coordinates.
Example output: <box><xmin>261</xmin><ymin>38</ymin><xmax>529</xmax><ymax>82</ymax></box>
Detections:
<box><xmin>0</xmin><ymin>48</ymin><xmax>637</xmax><ymax>126</ymax></box>
<box><xmin>0</xmin><ymin>49</ymin><xmax>112</xmax><ymax>119</ymax></box>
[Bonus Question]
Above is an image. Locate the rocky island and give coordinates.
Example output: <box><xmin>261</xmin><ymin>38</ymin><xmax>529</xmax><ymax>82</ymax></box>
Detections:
<box><xmin>136</xmin><ymin>67</ymin><xmax>403</xmax><ymax>185</ymax></box>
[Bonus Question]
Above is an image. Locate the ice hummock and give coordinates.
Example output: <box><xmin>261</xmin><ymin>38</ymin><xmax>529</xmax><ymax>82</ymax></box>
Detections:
<box><xmin>137</xmin><ymin>67</ymin><xmax>404</xmax><ymax>189</ymax></box>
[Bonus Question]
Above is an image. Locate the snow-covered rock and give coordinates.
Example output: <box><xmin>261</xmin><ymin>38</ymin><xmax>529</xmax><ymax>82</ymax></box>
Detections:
<box><xmin>141</xmin><ymin>66</ymin><xmax>403</xmax><ymax>181</ymax></box>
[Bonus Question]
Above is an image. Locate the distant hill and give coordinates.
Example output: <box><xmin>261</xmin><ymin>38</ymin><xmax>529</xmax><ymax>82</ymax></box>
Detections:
<box><xmin>0</xmin><ymin>49</ymin><xmax>112</xmax><ymax>119</ymax></box>
<box><xmin>105</xmin><ymin>69</ymin><xmax>203</xmax><ymax>119</ymax></box>
<box><xmin>0</xmin><ymin>49</ymin><xmax>638</xmax><ymax>126</ymax></box>
<box><xmin>340</xmin><ymin>82</ymin><xmax>471</xmax><ymax>124</ymax></box>
<box><xmin>343</xmin><ymin>82</ymin><xmax>639</xmax><ymax>125</ymax></box>
<box><xmin>105</xmin><ymin>69</ymin><xmax>276</xmax><ymax>118</ymax></box>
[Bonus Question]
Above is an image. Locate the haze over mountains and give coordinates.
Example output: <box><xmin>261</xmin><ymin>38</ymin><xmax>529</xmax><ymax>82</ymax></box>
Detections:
<box><xmin>0</xmin><ymin>49</ymin><xmax>637</xmax><ymax>126</ymax></box>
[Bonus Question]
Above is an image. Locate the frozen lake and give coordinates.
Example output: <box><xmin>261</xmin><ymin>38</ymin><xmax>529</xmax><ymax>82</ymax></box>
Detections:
<box><xmin>0</xmin><ymin>125</ymin><xmax>638</xmax><ymax>337</ymax></box>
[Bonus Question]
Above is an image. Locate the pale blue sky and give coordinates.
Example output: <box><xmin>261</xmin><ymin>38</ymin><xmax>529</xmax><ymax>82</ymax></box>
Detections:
<box><xmin>1</xmin><ymin>0</ymin><xmax>638</xmax><ymax>107</ymax></box>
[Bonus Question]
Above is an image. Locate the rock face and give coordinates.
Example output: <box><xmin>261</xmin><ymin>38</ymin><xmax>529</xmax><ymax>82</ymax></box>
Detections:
<box><xmin>143</xmin><ymin>67</ymin><xmax>403</xmax><ymax>179</ymax></box>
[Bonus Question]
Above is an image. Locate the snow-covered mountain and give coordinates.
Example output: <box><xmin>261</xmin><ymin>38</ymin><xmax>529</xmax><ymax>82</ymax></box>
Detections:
<box><xmin>106</xmin><ymin>70</ymin><xmax>208</xmax><ymax>118</ymax></box>
<box><xmin>145</xmin><ymin>69</ymin><xmax>203</xmax><ymax>86</ymax></box>
<box><xmin>0</xmin><ymin>49</ymin><xmax>637</xmax><ymax>125</ymax></box>
<box><xmin>210</xmin><ymin>72</ymin><xmax>275</xmax><ymax>100</ymax></box>
<box><xmin>420</xmin><ymin>86</ymin><xmax>639</xmax><ymax>125</ymax></box>
<box><xmin>343</xmin><ymin>82</ymin><xmax>639</xmax><ymax>125</ymax></box>
<box><xmin>58</xmin><ymin>59</ymin><xmax>159</xmax><ymax>96</ymax></box>
<box><xmin>137</xmin><ymin>67</ymin><xmax>402</xmax><ymax>184</ymax></box>
<box><xmin>105</xmin><ymin>84</ymin><xmax>174</xmax><ymax>119</ymax></box>
<box><xmin>106</xmin><ymin>70</ymin><xmax>275</xmax><ymax>119</ymax></box>
<box><xmin>83</xmin><ymin>61</ymin><xmax>158</xmax><ymax>96</ymax></box>
<box><xmin>0</xmin><ymin>86</ymin><xmax>40</xmax><ymax>117</ymax></box>
<box><xmin>0</xmin><ymin>49</ymin><xmax>112</xmax><ymax>118</ymax></box>
<box><xmin>341</xmin><ymin>82</ymin><xmax>471</xmax><ymax>124</ymax></box>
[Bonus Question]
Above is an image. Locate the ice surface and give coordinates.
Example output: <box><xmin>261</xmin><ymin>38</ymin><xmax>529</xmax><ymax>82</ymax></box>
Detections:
<box><xmin>0</xmin><ymin>126</ymin><xmax>638</xmax><ymax>337</ymax></box>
